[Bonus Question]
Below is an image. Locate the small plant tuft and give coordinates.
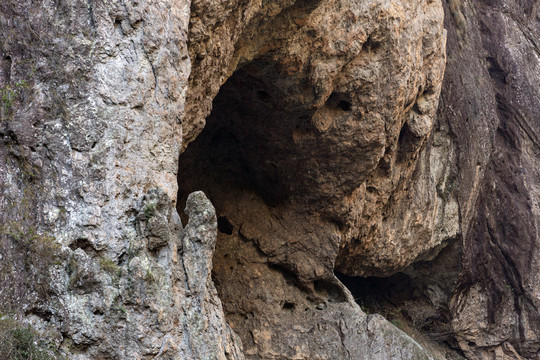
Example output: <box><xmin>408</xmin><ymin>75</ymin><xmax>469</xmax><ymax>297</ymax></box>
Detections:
<box><xmin>99</xmin><ymin>257</ymin><xmax>119</xmax><ymax>275</ymax></box>
<box><xmin>143</xmin><ymin>203</ymin><xmax>156</xmax><ymax>221</ymax></box>
<box><xmin>0</xmin><ymin>316</ymin><xmax>64</xmax><ymax>360</ymax></box>
<box><xmin>1</xmin><ymin>80</ymin><xmax>28</xmax><ymax>121</ymax></box>
<box><xmin>145</xmin><ymin>268</ymin><xmax>156</xmax><ymax>283</ymax></box>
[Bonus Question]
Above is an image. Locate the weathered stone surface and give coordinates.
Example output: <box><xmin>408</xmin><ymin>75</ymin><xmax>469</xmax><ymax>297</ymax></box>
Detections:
<box><xmin>212</xmin><ymin>222</ymin><xmax>437</xmax><ymax>360</ymax></box>
<box><xmin>2</xmin><ymin>0</ymin><xmax>539</xmax><ymax>358</ymax></box>
<box><xmin>181</xmin><ymin>191</ymin><xmax>244</xmax><ymax>359</ymax></box>
<box><xmin>179</xmin><ymin>0</ymin><xmax>540</xmax><ymax>357</ymax></box>
<box><xmin>437</xmin><ymin>0</ymin><xmax>540</xmax><ymax>358</ymax></box>
<box><xmin>178</xmin><ymin>0</ymin><xmax>450</xmax><ymax>357</ymax></box>
<box><xmin>182</xmin><ymin>0</ymin><xmax>447</xmax><ymax>281</ymax></box>
<box><xmin>0</xmin><ymin>1</ymin><xmax>242</xmax><ymax>359</ymax></box>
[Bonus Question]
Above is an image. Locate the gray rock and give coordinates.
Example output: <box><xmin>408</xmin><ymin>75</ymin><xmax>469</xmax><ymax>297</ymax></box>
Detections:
<box><xmin>1</xmin><ymin>0</ymin><xmax>539</xmax><ymax>359</ymax></box>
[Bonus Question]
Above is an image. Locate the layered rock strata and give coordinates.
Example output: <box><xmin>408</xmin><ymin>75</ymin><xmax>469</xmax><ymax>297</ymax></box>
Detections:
<box><xmin>437</xmin><ymin>0</ymin><xmax>540</xmax><ymax>358</ymax></box>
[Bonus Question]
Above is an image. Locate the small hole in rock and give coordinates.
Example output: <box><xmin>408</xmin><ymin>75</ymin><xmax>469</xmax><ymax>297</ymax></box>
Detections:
<box><xmin>283</xmin><ymin>301</ymin><xmax>295</xmax><ymax>309</ymax></box>
<box><xmin>257</xmin><ymin>90</ymin><xmax>271</xmax><ymax>102</ymax></box>
<box><xmin>218</xmin><ymin>216</ymin><xmax>234</xmax><ymax>235</ymax></box>
<box><xmin>338</xmin><ymin>100</ymin><xmax>352</xmax><ymax>111</ymax></box>
<box><xmin>327</xmin><ymin>92</ymin><xmax>353</xmax><ymax>112</ymax></box>
<box><xmin>69</xmin><ymin>238</ymin><xmax>95</xmax><ymax>254</ymax></box>
<box><xmin>364</xmin><ymin>35</ymin><xmax>382</xmax><ymax>51</ymax></box>
<box><xmin>307</xmin><ymin>29</ymin><xmax>317</xmax><ymax>38</ymax></box>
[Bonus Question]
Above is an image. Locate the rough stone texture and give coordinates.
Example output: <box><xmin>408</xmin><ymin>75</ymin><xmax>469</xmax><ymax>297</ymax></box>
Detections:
<box><xmin>212</xmin><ymin>221</ymin><xmax>437</xmax><ymax>360</ymax></box>
<box><xmin>181</xmin><ymin>191</ymin><xmax>244</xmax><ymax>359</ymax></box>
<box><xmin>179</xmin><ymin>0</ymin><xmax>540</xmax><ymax>357</ymax></box>
<box><xmin>2</xmin><ymin>0</ymin><xmax>540</xmax><ymax>359</ymax></box>
<box><xmin>182</xmin><ymin>0</ymin><xmax>448</xmax><ymax>281</ymax></box>
<box><xmin>178</xmin><ymin>0</ymin><xmax>451</xmax><ymax>358</ymax></box>
<box><xmin>437</xmin><ymin>0</ymin><xmax>540</xmax><ymax>358</ymax></box>
<box><xmin>0</xmin><ymin>1</ymin><xmax>241</xmax><ymax>359</ymax></box>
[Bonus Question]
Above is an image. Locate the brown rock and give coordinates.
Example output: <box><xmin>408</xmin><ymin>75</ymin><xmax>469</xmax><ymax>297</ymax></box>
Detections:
<box><xmin>2</xmin><ymin>0</ymin><xmax>539</xmax><ymax>358</ymax></box>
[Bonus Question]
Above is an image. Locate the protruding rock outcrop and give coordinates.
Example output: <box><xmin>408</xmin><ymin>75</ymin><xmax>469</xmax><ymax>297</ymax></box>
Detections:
<box><xmin>1</xmin><ymin>0</ymin><xmax>539</xmax><ymax>359</ymax></box>
<box><xmin>181</xmin><ymin>191</ymin><xmax>244</xmax><ymax>359</ymax></box>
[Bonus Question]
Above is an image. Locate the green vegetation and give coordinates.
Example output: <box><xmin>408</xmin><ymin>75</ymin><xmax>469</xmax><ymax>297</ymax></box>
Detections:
<box><xmin>143</xmin><ymin>203</ymin><xmax>156</xmax><ymax>220</ymax></box>
<box><xmin>145</xmin><ymin>268</ymin><xmax>157</xmax><ymax>283</ymax></box>
<box><xmin>1</xmin><ymin>80</ymin><xmax>28</xmax><ymax>121</ymax></box>
<box><xmin>112</xmin><ymin>302</ymin><xmax>127</xmax><ymax>320</ymax></box>
<box><xmin>0</xmin><ymin>316</ymin><xmax>64</xmax><ymax>360</ymax></box>
<box><xmin>99</xmin><ymin>257</ymin><xmax>119</xmax><ymax>275</ymax></box>
<box><xmin>126</xmin><ymin>245</ymin><xmax>141</xmax><ymax>260</ymax></box>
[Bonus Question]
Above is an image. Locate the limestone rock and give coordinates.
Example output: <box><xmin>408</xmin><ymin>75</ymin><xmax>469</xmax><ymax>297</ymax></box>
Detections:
<box><xmin>0</xmin><ymin>1</ymin><xmax>241</xmax><ymax>358</ymax></box>
<box><xmin>181</xmin><ymin>191</ymin><xmax>244</xmax><ymax>359</ymax></box>
<box><xmin>1</xmin><ymin>0</ymin><xmax>539</xmax><ymax>359</ymax></box>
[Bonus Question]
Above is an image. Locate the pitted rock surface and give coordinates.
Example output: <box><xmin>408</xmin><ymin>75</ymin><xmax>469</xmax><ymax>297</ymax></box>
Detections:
<box><xmin>1</xmin><ymin>0</ymin><xmax>539</xmax><ymax>359</ymax></box>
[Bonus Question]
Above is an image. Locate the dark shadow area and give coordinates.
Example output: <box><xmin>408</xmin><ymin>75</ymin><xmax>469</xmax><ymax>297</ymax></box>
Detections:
<box><xmin>177</xmin><ymin>63</ymin><xmax>312</xmax><ymax>216</ymax></box>
<box><xmin>336</xmin><ymin>239</ymin><xmax>464</xmax><ymax>353</ymax></box>
<box><xmin>336</xmin><ymin>270</ymin><xmax>466</xmax><ymax>359</ymax></box>
<box><xmin>336</xmin><ymin>272</ymin><xmax>453</xmax><ymax>339</ymax></box>
<box><xmin>217</xmin><ymin>216</ymin><xmax>234</xmax><ymax>235</ymax></box>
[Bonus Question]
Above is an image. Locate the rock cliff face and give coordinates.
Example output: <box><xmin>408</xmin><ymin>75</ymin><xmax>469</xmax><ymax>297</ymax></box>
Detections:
<box><xmin>439</xmin><ymin>0</ymin><xmax>540</xmax><ymax>358</ymax></box>
<box><xmin>0</xmin><ymin>0</ymin><xmax>538</xmax><ymax>359</ymax></box>
<box><xmin>0</xmin><ymin>1</ymin><xmax>241</xmax><ymax>358</ymax></box>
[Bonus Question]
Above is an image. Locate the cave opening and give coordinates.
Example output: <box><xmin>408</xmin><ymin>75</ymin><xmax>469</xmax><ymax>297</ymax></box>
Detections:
<box><xmin>177</xmin><ymin>61</ymin><xmax>314</xmax><ymax>216</ymax></box>
<box><xmin>176</xmin><ymin>60</ymin><xmax>359</xmax><ymax>355</ymax></box>
<box><xmin>177</xmin><ymin>55</ymin><xmax>463</xmax><ymax>358</ymax></box>
<box><xmin>336</xmin><ymin>239</ymin><xmax>464</xmax><ymax>356</ymax></box>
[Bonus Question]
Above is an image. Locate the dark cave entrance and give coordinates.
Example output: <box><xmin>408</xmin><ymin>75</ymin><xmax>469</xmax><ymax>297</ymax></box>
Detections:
<box><xmin>176</xmin><ymin>62</ymin><xmax>313</xmax><ymax>216</ymax></box>
<box><xmin>177</xmin><ymin>58</ymin><xmax>463</xmax><ymax>358</ymax></box>
<box><xmin>176</xmin><ymin>61</ymin><xmax>355</xmax><ymax>354</ymax></box>
<box><xmin>335</xmin><ymin>239</ymin><xmax>463</xmax><ymax>353</ymax></box>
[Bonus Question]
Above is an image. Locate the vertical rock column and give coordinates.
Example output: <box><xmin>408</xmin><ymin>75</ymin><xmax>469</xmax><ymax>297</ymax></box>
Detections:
<box><xmin>181</xmin><ymin>191</ymin><xmax>244</xmax><ymax>359</ymax></box>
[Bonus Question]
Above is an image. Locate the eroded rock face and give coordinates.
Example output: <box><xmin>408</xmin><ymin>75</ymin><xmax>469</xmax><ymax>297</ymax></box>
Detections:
<box><xmin>178</xmin><ymin>0</ymin><xmax>450</xmax><ymax>358</ymax></box>
<box><xmin>0</xmin><ymin>1</ymin><xmax>241</xmax><ymax>359</ymax></box>
<box><xmin>211</xmin><ymin>216</ymin><xmax>437</xmax><ymax>360</ymax></box>
<box><xmin>2</xmin><ymin>0</ymin><xmax>539</xmax><ymax>359</ymax></box>
<box><xmin>179</xmin><ymin>0</ymin><xmax>540</xmax><ymax>357</ymax></box>
<box><xmin>183</xmin><ymin>0</ymin><xmax>447</xmax><ymax>281</ymax></box>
